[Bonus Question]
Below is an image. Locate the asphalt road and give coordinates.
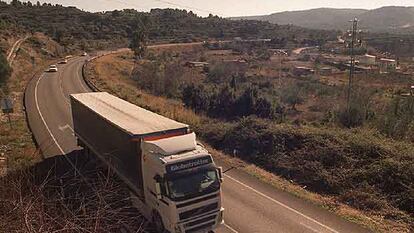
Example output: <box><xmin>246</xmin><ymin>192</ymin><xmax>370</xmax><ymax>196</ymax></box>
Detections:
<box><xmin>25</xmin><ymin>55</ymin><xmax>373</xmax><ymax>233</ymax></box>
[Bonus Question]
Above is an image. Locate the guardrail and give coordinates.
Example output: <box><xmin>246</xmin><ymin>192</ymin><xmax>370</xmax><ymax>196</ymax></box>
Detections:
<box><xmin>82</xmin><ymin>49</ymin><xmax>130</xmax><ymax>92</ymax></box>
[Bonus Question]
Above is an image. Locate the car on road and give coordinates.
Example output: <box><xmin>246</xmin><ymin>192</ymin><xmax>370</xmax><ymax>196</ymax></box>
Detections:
<box><xmin>58</xmin><ymin>59</ymin><xmax>68</xmax><ymax>64</ymax></box>
<box><xmin>48</xmin><ymin>65</ymin><xmax>58</xmax><ymax>72</ymax></box>
<box><xmin>81</xmin><ymin>52</ymin><xmax>88</xmax><ymax>56</ymax></box>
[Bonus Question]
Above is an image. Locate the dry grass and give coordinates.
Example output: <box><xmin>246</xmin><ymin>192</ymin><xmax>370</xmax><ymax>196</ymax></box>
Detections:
<box><xmin>0</xmin><ymin>33</ymin><xmax>55</xmax><ymax>173</ymax></box>
<box><xmin>85</xmin><ymin>50</ymin><xmax>413</xmax><ymax>233</ymax></box>
<box><xmin>0</xmin><ymin>153</ymin><xmax>148</xmax><ymax>233</ymax></box>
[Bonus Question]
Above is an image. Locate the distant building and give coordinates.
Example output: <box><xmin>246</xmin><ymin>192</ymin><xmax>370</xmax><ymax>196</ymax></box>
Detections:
<box><xmin>379</xmin><ymin>58</ymin><xmax>397</xmax><ymax>73</ymax></box>
<box><xmin>359</xmin><ymin>54</ymin><xmax>376</xmax><ymax>65</ymax></box>
<box><xmin>184</xmin><ymin>61</ymin><xmax>209</xmax><ymax>68</ymax></box>
<box><xmin>319</xmin><ymin>67</ymin><xmax>333</xmax><ymax>76</ymax></box>
<box><xmin>293</xmin><ymin>66</ymin><xmax>314</xmax><ymax>77</ymax></box>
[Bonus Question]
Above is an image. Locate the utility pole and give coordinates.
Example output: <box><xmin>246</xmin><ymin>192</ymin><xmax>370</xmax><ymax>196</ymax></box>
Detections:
<box><xmin>347</xmin><ymin>18</ymin><xmax>357</xmax><ymax>111</ymax></box>
<box><xmin>346</xmin><ymin>18</ymin><xmax>361</xmax><ymax>123</ymax></box>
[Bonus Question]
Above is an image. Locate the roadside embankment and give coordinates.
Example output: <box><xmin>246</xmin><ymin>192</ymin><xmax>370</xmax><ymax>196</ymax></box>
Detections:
<box><xmin>84</xmin><ymin>51</ymin><xmax>414</xmax><ymax>232</ymax></box>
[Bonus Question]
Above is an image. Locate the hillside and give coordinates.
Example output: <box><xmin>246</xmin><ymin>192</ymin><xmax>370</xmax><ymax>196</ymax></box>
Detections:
<box><xmin>232</xmin><ymin>6</ymin><xmax>414</xmax><ymax>33</ymax></box>
<box><xmin>0</xmin><ymin>1</ymin><xmax>337</xmax><ymax>50</ymax></box>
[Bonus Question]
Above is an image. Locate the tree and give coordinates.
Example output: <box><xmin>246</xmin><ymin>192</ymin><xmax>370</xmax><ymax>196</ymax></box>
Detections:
<box><xmin>281</xmin><ymin>85</ymin><xmax>304</xmax><ymax>110</ymax></box>
<box><xmin>11</xmin><ymin>0</ymin><xmax>21</xmax><ymax>7</ymax></box>
<box><xmin>209</xmin><ymin>85</ymin><xmax>235</xmax><ymax>118</ymax></box>
<box><xmin>130</xmin><ymin>15</ymin><xmax>150</xmax><ymax>60</ymax></box>
<box><xmin>255</xmin><ymin>97</ymin><xmax>275</xmax><ymax>119</ymax></box>
<box><xmin>182</xmin><ymin>84</ymin><xmax>209</xmax><ymax>113</ymax></box>
<box><xmin>235</xmin><ymin>86</ymin><xmax>258</xmax><ymax>117</ymax></box>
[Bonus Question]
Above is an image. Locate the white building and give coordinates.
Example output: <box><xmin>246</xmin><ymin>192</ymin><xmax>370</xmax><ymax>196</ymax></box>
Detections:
<box><xmin>379</xmin><ymin>58</ymin><xmax>397</xmax><ymax>73</ymax></box>
<box><xmin>359</xmin><ymin>54</ymin><xmax>376</xmax><ymax>66</ymax></box>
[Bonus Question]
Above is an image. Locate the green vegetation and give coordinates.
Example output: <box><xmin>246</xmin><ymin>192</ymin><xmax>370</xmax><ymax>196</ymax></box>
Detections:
<box><xmin>376</xmin><ymin>96</ymin><xmax>414</xmax><ymax>141</ymax></box>
<box><xmin>368</xmin><ymin>34</ymin><xmax>414</xmax><ymax>57</ymax></box>
<box><xmin>200</xmin><ymin>117</ymin><xmax>414</xmax><ymax>219</ymax></box>
<box><xmin>120</xmin><ymin>48</ymin><xmax>414</xmax><ymax>228</ymax></box>
<box><xmin>0</xmin><ymin>50</ymin><xmax>11</xmax><ymax>88</ymax></box>
<box><xmin>0</xmin><ymin>1</ymin><xmax>337</xmax><ymax>50</ymax></box>
<box><xmin>86</xmin><ymin>51</ymin><xmax>414</xmax><ymax>231</ymax></box>
<box><xmin>130</xmin><ymin>15</ymin><xmax>150</xmax><ymax>60</ymax></box>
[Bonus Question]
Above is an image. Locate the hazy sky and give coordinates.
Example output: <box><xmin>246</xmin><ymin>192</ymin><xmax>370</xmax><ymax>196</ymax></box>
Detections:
<box><xmin>6</xmin><ymin>0</ymin><xmax>414</xmax><ymax>17</ymax></box>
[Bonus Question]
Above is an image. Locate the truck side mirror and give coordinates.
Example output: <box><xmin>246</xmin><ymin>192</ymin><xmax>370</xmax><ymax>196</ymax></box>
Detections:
<box><xmin>217</xmin><ymin>167</ymin><xmax>224</xmax><ymax>183</ymax></box>
<box><xmin>155</xmin><ymin>182</ymin><xmax>162</xmax><ymax>200</ymax></box>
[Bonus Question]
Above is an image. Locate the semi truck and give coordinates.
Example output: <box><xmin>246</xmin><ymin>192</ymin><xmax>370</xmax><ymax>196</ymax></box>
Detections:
<box><xmin>70</xmin><ymin>92</ymin><xmax>224</xmax><ymax>233</ymax></box>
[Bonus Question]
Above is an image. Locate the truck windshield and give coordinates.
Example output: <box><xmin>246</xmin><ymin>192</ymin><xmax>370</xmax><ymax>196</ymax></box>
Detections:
<box><xmin>166</xmin><ymin>169</ymin><xmax>219</xmax><ymax>201</ymax></box>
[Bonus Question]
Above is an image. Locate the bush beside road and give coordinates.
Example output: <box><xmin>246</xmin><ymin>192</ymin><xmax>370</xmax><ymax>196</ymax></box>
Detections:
<box><xmin>84</xmin><ymin>51</ymin><xmax>413</xmax><ymax>232</ymax></box>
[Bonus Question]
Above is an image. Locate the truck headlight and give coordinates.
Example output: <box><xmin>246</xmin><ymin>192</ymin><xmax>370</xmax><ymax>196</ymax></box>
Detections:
<box><xmin>218</xmin><ymin>208</ymin><xmax>224</xmax><ymax>224</ymax></box>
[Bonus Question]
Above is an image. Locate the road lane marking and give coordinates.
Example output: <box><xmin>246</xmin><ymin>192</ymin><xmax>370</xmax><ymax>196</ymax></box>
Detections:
<box><xmin>224</xmin><ymin>174</ymin><xmax>340</xmax><ymax>233</ymax></box>
<box><xmin>59</xmin><ymin>124</ymin><xmax>74</xmax><ymax>135</ymax></box>
<box><xmin>300</xmin><ymin>222</ymin><xmax>321</xmax><ymax>233</ymax></box>
<box><xmin>35</xmin><ymin>74</ymin><xmax>66</xmax><ymax>155</ymax></box>
<box><xmin>223</xmin><ymin>222</ymin><xmax>239</xmax><ymax>233</ymax></box>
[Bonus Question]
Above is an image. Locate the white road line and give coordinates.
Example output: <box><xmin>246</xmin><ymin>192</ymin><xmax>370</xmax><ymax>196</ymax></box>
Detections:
<box><xmin>223</xmin><ymin>222</ymin><xmax>239</xmax><ymax>233</ymax></box>
<box><xmin>35</xmin><ymin>74</ymin><xmax>66</xmax><ymax>155</ymax></box>
<box><xmin>224</xmin><ymin>174</ymin><xmax>340</xmax><ymax>233</ymax></box>
<box><xmin>300</xmin><ymin>222</ymin><xmax>321</xmax><ymax>233</ymax></box>
<box><xmin>58</xmin><ymin>124</ymin><xmax>74</xmax><ymax>133</ymax></box>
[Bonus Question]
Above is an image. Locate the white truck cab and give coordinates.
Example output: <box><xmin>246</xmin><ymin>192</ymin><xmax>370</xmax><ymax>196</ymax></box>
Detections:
<box><xmin>141</xmin><ymin>133</ymin><xmax>224</xmax><ymax>233</ymax></box>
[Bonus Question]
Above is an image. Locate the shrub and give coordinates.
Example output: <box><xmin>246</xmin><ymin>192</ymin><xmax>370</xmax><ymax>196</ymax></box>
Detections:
<box><xmin>281</xmin><ymin>84</ymin><xmax>304</xmax><ymax>110</ymax></box>
<box><xmin>199</xmin><ymin>116</ymin><xmax>414</xmax><ymax>217</ymax></box>
<box><xmin>0</xmin><ymin>50</ymin><xmax>11</xmax><ymax>88</ymax></box>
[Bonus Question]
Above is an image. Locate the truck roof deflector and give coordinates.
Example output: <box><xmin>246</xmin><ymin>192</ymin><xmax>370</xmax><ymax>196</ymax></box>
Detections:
<box><xmin>143</xmin><ymin>133</ymin><xmax>197</xmax><ymax>156</ymax></box>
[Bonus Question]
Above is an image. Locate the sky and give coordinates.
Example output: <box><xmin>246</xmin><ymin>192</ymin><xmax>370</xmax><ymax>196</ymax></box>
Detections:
<box><xmin>5</xmin><ymin>0</ymin><xmax>414</xmax><ymax>17</ymax></box>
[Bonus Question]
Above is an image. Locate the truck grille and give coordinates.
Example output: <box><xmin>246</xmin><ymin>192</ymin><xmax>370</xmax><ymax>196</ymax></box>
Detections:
<box><xmin>179</xmin><ymin>203</ymin><xmax>218</xmax><ymax>221</ymax></box>
<box><xmin>185</xmin><ymin>215</ymin><xmax>216</xmax><ymax>228</ymax></box>
<box><xmin>185</xmin><ymin>221</ymin><xmax>216</xmax><ymax>233</ymax></box>
<box><xmin>176</xmin><ymin>194</ymin><xmax>218</xmax><ymax>208</ymax></box>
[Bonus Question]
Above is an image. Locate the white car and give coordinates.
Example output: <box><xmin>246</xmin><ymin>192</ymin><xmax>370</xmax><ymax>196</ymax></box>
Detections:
<box><xmin>59</xmin><ymin>59</ymin><xmax>68</xmax><ymax>64</ymax></box>
<box><xmin>58</xmin><ymin>59</ymin><xmax>68</xmax><ymax>64</ymax></box>
<box><xmin>48</xmin><ymin>65</ymin><xmax>58</xmax><ymax>72</ymax></box>
<box><xmin>81</xmin><ymin>52</ymin><xmax>88</xmax><ymax>56</ymax></box>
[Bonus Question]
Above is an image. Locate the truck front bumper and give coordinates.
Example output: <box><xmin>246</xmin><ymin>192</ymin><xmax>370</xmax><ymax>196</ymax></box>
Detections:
<box><xmin>174</xmin><ymin>208</ymin><xmax>224</xmax><ymax>233</ymax></box>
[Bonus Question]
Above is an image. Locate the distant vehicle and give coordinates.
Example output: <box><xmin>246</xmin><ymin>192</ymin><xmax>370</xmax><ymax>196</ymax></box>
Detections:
<box><xmin>81</xmin><ymin>52</ymin><xmax>88</xmax><ymax>56</ymax></box>
<box><xmin>65</xmin><ymin>55</ymin><xmax>73</xmax><ymax>59</ymax></box>
<box><xmin>48</xmin><ymin>65</ymin><xmax>58</xmax><ymax>72</ymax></box>
<box><xmin>70</xmin><ymin>92</ymin><xmax>224</xmax><ymax>233</ymax></box>
<box><xmin>58</xmin><ymin>59</ymin><xmax>68</xmax><ymax>64</ymax></box>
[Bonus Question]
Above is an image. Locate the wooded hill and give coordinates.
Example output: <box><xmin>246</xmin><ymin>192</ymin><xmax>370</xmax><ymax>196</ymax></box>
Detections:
<box><xmin>0</xmin><ymin>1</ymin><xmax>337</xmax><ymax>49</ymax></box>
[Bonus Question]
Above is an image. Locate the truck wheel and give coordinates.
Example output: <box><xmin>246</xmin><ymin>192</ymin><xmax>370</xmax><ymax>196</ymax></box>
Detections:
<box><xmin>152</xmin><ymin>212</ymin><xmax>166</xmax><ymax>233</ymax></box>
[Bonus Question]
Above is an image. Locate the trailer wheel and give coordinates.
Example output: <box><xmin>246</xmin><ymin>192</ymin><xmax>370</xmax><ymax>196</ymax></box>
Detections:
<box><xmin>152</xmin><ymin>212</ymin><xmax>166</xmax><ymax>233</ymax></box>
